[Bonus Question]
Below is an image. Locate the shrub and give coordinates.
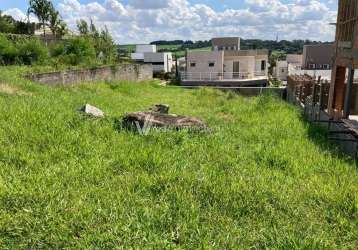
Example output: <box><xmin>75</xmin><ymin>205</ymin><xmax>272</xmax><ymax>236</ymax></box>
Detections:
<box><xmin>17</xmin><ymin>39</ymin><xmax>49</xmax><ymax>65</ymax></box>
<box><xmin>154</xmin><ymin>71</ymin><xmax>176</xmax><ymax>81</ymax></box>
<box><xmin>60</xmin><ymin>37</ymin><xmax>96</xmax><ymax>65</ymax></box>
<box><xmin>0</xmin><ymin>34</ymin><xmax>18</xmax><ymax>65</ymax></box>
<box><xmin>49</xmin><ymin>42</ymin><xmax>65</xmax><ymax>57</ymax></box>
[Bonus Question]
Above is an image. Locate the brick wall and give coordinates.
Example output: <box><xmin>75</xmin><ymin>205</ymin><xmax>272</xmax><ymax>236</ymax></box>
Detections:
<box><xmin>28</xmin><ymin>64</ymin><xmax>153</xmax><ymax>85</ymax></box>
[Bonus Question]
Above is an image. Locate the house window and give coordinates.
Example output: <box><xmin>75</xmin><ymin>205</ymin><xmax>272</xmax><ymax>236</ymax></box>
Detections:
<box><xmin>323</xmin><ymin>64</ymin><xmax>330</xmax><ymax>69</ymax></box>
<box><xmin>190</xmin><ymin>62</ymin><xmax>196</xmax><ymax>67</ymax></box>
<box><xmin>152</xmin><ymin>62</ymin><xmax>164</xmax><ymax>65</ymax></box>
<box><xmin>261</xmin><ymin>60</ymin><xmax>266</xmax><ymax>71</ymax></box>
<box><xmin>281</xmin><ymin>68</ymin><xmax>285</xmax><ymax>73</ymax></box>
<box><xmin>309</xmin><ymin>64</ymin><xmax>316</xmax><ymax>69</ymax></box>
<box><xmin>209</xmin><ymin>62</ymin><xmax>215</xmax><ymax>67</ymax></box>
<box><xmin>316</xmin><ymin>64</ymin><xmax>323</xmax><ymax>69</ymax></box>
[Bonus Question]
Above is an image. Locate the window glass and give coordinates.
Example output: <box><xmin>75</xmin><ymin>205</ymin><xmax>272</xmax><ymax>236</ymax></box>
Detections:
<box><xmin>261</xmin><ymin>60</ymin><xmax>266</xmax><ymax>71</ymax></box>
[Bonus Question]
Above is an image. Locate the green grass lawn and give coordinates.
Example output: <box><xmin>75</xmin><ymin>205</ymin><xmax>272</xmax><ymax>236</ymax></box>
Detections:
<box><xmin>0</xmin><ymin>66</ymin><xmax>357</xmax><ymax>248</ymax></box>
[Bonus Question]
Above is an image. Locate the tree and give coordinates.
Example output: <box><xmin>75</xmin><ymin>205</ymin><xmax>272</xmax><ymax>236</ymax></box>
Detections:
<box><xmin>98</xmin><ymin>26</ymin><xmax>117</xmax><ymax>63</ymax></box>
<box><xmin>49</xmin><ymin>9</ymin><xmax>60</xmax><ymax>38</ymax></box>
<box><xmin>76</xmin><ymin>19</ymin><xmax>117</xmax><ymax>64</ymax></box>
<box><xmin>0</xmin><ymin>11</ymin><xmax>16</xmax><ymax>33</ymax></box>
<box><xmin>28</xmin><ymin>0</ymin><xmax>53</xmax><ymax>37</ymax></box>
<box><xmin>57</xmin><ymin>21</ymin><xmax>67</xmax><ymax>38</ymax></box>
<box><xmin>77</xmin><ymin>19</ymin><xmax>89</xmax><ymax>35</ymax></box>
<box><xmin>89</xmin><ymin>19</ymin><xmax>99</xmax><ymax>37</ymax></box>
<box><xmin>48</xmin><ymin>9</ymin><xmax>67</xmax><ymax>39</ymax></box>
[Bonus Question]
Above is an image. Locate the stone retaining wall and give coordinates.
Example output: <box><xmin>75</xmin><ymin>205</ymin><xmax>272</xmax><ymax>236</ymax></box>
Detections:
<box><xmin>28</xmin><ymin>64</ymin><xmax>153</xmax><ymax>85</ymax></box>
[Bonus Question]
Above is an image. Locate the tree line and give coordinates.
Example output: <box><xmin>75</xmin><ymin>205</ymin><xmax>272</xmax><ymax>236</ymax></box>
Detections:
<box><xmin>150</xmin><ymin>39</ymin><xmax>333</xmax><ymax>54</ymax></box>
<box><xmin>0</xmin><ymin>0</ymin><xmax>66</xmax><ymax>39</ymax></box>
<box><xmin>0</xmin><ymin>11</ymin><xmax>36</xmax><ymax>35</ymax></box>
<box><xmin>0</xmin><ymin>0</ymin><xmax>117</xmax><ymax>67</ymax></box>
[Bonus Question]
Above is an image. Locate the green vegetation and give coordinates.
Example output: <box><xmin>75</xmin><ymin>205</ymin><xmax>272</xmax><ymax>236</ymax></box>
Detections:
<box><xmin>28</xmin><ymin>0</ymin><xmax>56</xmax><ymax>37</ymax></box>
<box><xmin>118</xmin><ymin>44</ymin><xmax>211</xmax><ymax>58</ymax></box>
<box><xmin>0</xmin><ymin>67</ymin><xmax>357</xmax><ymax>248</ymax></box>
<box><xmin>0</xmin><ymin>1</ymin><xmax>116</xmax><ymax>68</ymax></box>
<box><xmin>0</xmin><ymin>22</ymin><xmax>117</xmax><ymax>68</ymax></box>
<box><xmin>120</xmin><ymin>38</ymin><xmax>331</xmax><ymax>60</ymax></box>
<box><xmin>50</xmin><ymin>37</ymin><xmax>96</xmax><ymax>66</ymax></box>
<box><xmin>0</xmin><ymin>11</ymin><xmax>36</xmax><ymax>35</ymax></box>
<box><xmin>0</xmin><ymin>34</ymin><xmax>49</xmax><ymax>65</ymax></box>
<box><xmin>156</xmin><ymin>39</ymin><xmax>332</xmax><ymax>55</ymax></box>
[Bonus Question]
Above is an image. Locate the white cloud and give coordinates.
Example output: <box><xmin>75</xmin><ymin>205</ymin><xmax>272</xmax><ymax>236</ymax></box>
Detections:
<box><xmin>3</xmin><ymin>8</ymin><xmax>38</xmax><ymax>22</ymax></box>
<box><xmin>129</xmin><ymin>0</ymin><xmax>169</xmax><ymax>9</ymax></box>
<box><xmin>3</xmin><ymin>0</ymin><xmax>337</xmax><ymax>44</ymax></box>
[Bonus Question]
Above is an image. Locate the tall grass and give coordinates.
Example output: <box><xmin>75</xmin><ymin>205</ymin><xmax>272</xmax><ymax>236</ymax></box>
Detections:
<box><xmin>0</xmin><ymin>66</ymin><xmax>357</xmax><ymax>248</ymax></box>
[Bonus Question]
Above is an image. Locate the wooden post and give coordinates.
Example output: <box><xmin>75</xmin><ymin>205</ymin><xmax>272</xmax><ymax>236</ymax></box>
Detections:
<box><xmin>311</xmin><ymin>79</ymin><xmax>317</xmax><ymax>121</ymax></box>
<box><xmin>331</xmin><ymin>66</ymin><xmax>347</xmax><ymax>119</ymax></box>
<box><xmin>343</xmin><ymin>67</ymin><xmax>355</xmax><ymax>118</ymax></box>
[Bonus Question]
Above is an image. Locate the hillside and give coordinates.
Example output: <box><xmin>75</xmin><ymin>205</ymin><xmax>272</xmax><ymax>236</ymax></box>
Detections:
<box><xmin>119</xmin><ymin>39</ymin><xmax>333</xmax><ymax>58</ymax></box>
<box><xmin>0</xmin><ymin>67</ymin><xmax>357</xmax><ymax>248</ymax></box>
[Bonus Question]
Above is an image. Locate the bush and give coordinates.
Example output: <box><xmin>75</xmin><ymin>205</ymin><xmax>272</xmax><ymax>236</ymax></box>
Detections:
<box><xmin>0</xmin><ymin>34</ymin><xmax>18</xmax><ymax>65</ymax></box>
<box><xmin>60</xmin><ymin>37</ymin><xmax>96</xmax><ymax>65</ymax></box>
<box><xmin>154</xmin><ymin>71</ymin><xmax>176</xmax><ymax>81</ymax></box>
<box><xmin>17</xmin><ymin>39</ymin><xmax>49</xmax><ymax>65</ymax></box>
<box><xmin>49</xmin><ymin>43</ymin><xmax>65</xmax><ymax>57</ymax></box>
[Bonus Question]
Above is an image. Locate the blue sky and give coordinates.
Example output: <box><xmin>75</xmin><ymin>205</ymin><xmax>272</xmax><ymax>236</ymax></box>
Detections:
<box><xmin>1</xmin><ymin>0</ymin><xmax>338</xmax><ymax>12</ymax></box>
<box><xmin>1</xmin><ymin>0</ymin><xmax>339</xmax><ymax>43</ymax></box>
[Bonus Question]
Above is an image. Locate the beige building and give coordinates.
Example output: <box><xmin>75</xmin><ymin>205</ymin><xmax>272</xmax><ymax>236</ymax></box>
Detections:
<box><xmin>287</xmin><ymin>54</ymin><xmax>303</xmax><ymax>65</ymax></box>
<box><xmin>182</xmin><ymin>37</ymin><xmax>268</xmax><ymax>86</ymax></box>
<box><xmin>273</xmin><ymin>60</ymin><xmax>289</xmax><ymax>81</ymax></box>
<box><xmin>273</xmin><ymin>54</ymin><xmax>303</xmax><ymax>81</ymax></box>
<box><xmin>212</xmin><ymin>37</ymin><xmax>240</xmax><ymax>51</ymax></box>
<box><xmin>302</xmin><ymin>44</ymin><xmax>334</xmax><ymax>70</ymax></box>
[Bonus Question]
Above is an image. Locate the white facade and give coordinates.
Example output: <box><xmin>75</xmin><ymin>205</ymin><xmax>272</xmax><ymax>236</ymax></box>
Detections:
<box><xmin>131</xmin><ymin>44</ymin><xmax>173</xmax><ymax>73</ymax></box>
<box><xmin>183</xmin><ymin>37</ymin><xmax>268</xmax><ymax>83</ymax></box>
<box><xmin>144</xmin><ymin>52</ymin><xmax>173</xmax><ymax>73</ymax></box>
<box><xmin>131</xmin><ymin>45</ymin><xmax>157</xmax><ymax>61</ymax></box>
<box><xmin>184</xmin><ymin>50</ymin><xmax>268</xmax><ymax>81</ymax></box>
<box><xmin>273</xmin><ymin>60</ymin><xmax>288</xmax><ymax>81</ymax></box>
<box><xmin>273</xmin><ymin>54</ymin><xmax>303</xmax><ymax>81</ymax></box>
<box><xmin>131</xmin><ymin>52</ymin><xmax>145</xmax><ymax>61</ymax></box>
<box><xmin>136</xmin><ymin>45</ymin><xmax>157</xmax><ymax>53</ymax></box>
<box><xmin>288</xmin><ymin>64</ymin><xmax>332</xmax><ymax>81</ymax></box>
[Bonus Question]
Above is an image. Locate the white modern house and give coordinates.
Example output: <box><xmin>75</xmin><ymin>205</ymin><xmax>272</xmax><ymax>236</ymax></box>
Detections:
<box><xmin>131</xmin><ymin>45</ymin><xmax>173</xmax><ymax>73</ymax></box>
<box><xmin>143</xmin><ymin>52</ymin><xmax>173</xmax><ymax>73</ymax></box>
<box><xmin>131</xmin><ymin>45</ymin><xmax>157</xmax><ymax>61</ymax></box>
<box><xmin>273</xmin><ymin>54</ymin><xmax>303</xmax><ymax>81</ymax></box>
<box><xmin>181</xmin><ymin>37</ymin><xmax>269</xmax><ymax>86</ymax></box>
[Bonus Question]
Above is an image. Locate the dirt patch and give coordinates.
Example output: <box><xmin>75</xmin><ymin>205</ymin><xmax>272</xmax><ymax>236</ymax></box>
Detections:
<box><xmin>0</xmin><ymin>84</ymin><xmax>31</xmax><ymax>96</ymax></box>
<box><xmin>218</xmin><ymin>112</ymin><xmax>234</xmax><ymax>121</ymax></box>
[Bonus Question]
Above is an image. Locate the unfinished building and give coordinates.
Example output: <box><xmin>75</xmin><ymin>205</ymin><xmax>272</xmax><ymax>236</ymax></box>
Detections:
<box><xmin>329</xmin><ymin>0</ymin><xmax>358</xmax><ymax>120</ymax></box>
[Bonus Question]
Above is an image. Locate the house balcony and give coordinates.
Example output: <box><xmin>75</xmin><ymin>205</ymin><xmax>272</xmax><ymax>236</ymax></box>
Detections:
<box><xmin>180</xmin><ymin>71</ymin><xmax>268</xmax><ymax>87</ymax></box>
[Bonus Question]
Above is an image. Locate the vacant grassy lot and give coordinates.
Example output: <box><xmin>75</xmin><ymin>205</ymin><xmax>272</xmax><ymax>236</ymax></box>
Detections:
<box><xmin>0</xmin><ymin>67</ymin><xmax>357</xmax><ymax>248</ymax></box>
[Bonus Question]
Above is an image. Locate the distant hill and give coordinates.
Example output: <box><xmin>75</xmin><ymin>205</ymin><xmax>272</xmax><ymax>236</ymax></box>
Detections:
<box><xmin>118</xmin><ymin>39</ymin><xmax>334</xmax><ymax>59</ymax></box>
<box><xmin>149</xmin><ymin>39</ymin><xmax>333</xmax><ymax>54</ymax></box>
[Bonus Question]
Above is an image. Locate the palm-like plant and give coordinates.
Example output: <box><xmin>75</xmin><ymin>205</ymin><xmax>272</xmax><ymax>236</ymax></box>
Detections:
<box><xmin>49</xmin><ymin>9</ymin><xmax>62</xmax><ymax>39</ymax></box>
<box><xmin>28</xmin><ymin>0</ymin><xmax>53</xmax><ymax>37</ymax></box>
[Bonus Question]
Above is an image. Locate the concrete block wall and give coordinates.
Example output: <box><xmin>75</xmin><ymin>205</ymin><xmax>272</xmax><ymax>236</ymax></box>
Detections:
<box><xmin>29</xmin><ymin>64</ymin><xmax>153</xmax><ymax>85</ymax></box>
